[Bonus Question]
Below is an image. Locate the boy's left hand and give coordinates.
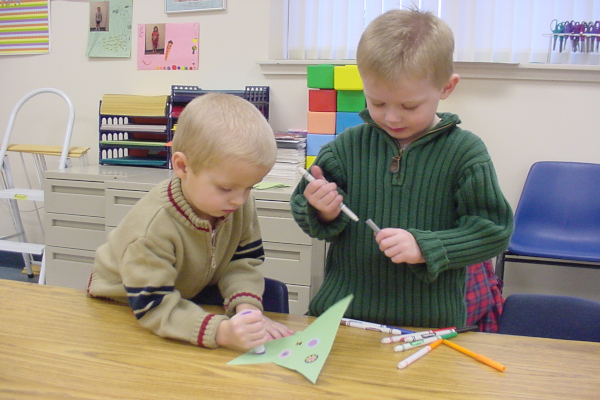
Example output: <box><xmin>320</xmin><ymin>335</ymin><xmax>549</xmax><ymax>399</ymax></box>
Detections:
<box><xmin>236</xmin><ymin>304</ymin><xmax>294</xmax><ymax>340</ymax></box>
<box><xmin>374</xmin><ymin>228</ymin><xmax>425</xmax><ymax>264</ymax></box>
<box><xmin>263</xmin><ymin>315</ymin><xmax>294</xmax><ymax>340</ymax></box>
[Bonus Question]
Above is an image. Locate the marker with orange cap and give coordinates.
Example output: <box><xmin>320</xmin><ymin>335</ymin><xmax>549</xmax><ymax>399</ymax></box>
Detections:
<box><xmin>397</xmin><ymin>339</ymin><xmax>443</xmax><ymax>369</ymax></box>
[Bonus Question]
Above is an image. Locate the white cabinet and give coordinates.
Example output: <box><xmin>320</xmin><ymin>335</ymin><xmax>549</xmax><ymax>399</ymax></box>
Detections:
<box><xmin>43</xmin><ymin>165</ymin><xmax>324</xmax><ymax>314</ymax></box>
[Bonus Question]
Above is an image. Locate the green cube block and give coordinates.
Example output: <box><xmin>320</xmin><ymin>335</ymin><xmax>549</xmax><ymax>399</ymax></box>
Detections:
<box><xmin>337</xmin><ymin>90</ymin><xmax>366</xmax><ymax>112</ymax></box>
<box><xmin>307</xmin><ymin>64</ymin><xmax>335</xmax><ymax>89</ymax></box>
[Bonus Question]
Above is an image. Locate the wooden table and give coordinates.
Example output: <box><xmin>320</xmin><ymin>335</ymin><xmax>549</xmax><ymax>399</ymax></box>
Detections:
<box><xmin>1</xmin><ymin>279</ymin><xmax>599</xmax><ymax>400</ymax></box>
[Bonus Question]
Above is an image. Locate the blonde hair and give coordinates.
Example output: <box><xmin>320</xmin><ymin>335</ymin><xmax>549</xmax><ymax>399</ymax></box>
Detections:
<box><xmin>171</xmin><ymin>93</ymin><xmax>276</xmax><ymax>173</ymax></box>
<box><xmin>357</xmin><ymin>9</ymin><xmax>454</xmax><ymax>89</ymax></box>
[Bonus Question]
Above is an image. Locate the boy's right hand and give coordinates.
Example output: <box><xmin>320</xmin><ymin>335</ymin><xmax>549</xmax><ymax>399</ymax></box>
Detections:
<box><xmin>215</xmin><ymin>309</ymin><xmax>267</xmax><ymax>351</ymax></box>
<box><xmin>303</xmin><ymin>165</ymin><xmax>344</xmax><ymax>222</ymax></box>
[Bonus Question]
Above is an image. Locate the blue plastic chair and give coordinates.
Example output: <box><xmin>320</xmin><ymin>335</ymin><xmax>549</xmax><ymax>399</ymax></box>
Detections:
<box><xmin>191</xmin><ymin>277</ymin><xmax>290</xmax><ymax>314</ymax></box>
<box><xmin>495</xmin><ymin>161</ymin><xmax>600</xmax><ymax>281</ymax></box>
<box><xmin>498</xmin><ymin>293</ymin><xmax>600</xmax><ymax>342</ymax></box>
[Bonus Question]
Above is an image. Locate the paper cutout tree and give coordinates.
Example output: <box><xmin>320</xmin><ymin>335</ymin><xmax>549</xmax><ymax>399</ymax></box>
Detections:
<box><xmin>227</xmin><ymin>294</ymin><xmax>353</xmax><ymax>384</ymax></box>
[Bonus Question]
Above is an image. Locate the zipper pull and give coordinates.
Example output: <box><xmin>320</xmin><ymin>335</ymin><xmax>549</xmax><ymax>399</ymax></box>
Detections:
<box><xmin>389</xmin><ymin>149</ymin><xmax>403</xmax><ymax>174</ymax></box>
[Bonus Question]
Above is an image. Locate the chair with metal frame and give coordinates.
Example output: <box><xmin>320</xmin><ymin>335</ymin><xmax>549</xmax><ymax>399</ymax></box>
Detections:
<box><xmin>495</xmin><ymin>161</ymin><xmax>600</xmax><ymax>283</ymax></box>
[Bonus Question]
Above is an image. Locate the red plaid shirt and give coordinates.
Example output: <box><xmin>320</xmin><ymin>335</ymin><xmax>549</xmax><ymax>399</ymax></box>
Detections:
<box><xmin>465</xmin><ymin>260</ymin><xmax>504</xmax><ymax>333</ymax></box>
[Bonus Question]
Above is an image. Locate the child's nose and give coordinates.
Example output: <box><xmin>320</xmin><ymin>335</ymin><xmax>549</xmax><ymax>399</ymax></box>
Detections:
<box><xmin>385</xmin><ymin>109</ymin><xmax>402</xmax><ymax>124</ymax></box>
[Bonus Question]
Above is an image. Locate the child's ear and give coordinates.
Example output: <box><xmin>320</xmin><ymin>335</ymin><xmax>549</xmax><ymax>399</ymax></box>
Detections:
<box><xmin>171</xmin><ymin>151</ymin><xmax>189</xmax><ymax>179</ymax></box>
<box><xmin>440</xmin><ymin>74</ymin><xmax>460</xmax><ymax>99</ymax></box>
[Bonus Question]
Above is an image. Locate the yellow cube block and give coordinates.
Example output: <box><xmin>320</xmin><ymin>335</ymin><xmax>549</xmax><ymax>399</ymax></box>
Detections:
<box><xmin>306</xmin><ymin>156</ymin><xmax>317</xmax><ymax>169</ymax></box>
<box><xmin>334</xmin><ymin>65</ymin><xmax>363</xmax><ymax>91</ymax></box>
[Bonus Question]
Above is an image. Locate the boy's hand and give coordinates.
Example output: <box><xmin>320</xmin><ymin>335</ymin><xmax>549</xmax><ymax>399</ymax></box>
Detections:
<box><xmin>215</xmin><ymin>309</ymin><xmax>267</xmax><ymax>351</ymax></box>
<box><xmin>263</xmin><ymin>315</ymin><xmax>294</xmax><ymax>340</ymax></box>
<box><xmin>236</xmin><ymin>303</ymin><xmax>294</xmax><ymax>340</ymax></box>
<box><xmin>303</xmin><ymin>165</ymin><xmax>344</xmax><ymax>222</ymax></box>
<box><xmin>374</xmin><ymin>228</ymin><xmax>425</xmax><ymax>264</ymax></box>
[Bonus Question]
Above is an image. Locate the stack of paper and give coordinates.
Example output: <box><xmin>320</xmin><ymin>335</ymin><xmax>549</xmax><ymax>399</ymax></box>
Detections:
<box><xmin>100</xmin><ymin>94</ymin><xmax>169</xmax><ymax>117</ymax></box>
<box><xmin>265</xmin><ymin>131</ymin><xmax>307</xmax><ymax>181</ymax></box>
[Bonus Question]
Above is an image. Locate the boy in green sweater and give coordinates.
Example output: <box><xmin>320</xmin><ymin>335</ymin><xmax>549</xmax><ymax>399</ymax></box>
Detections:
<box><xmin>88</xmin><ymin>93</ymin><xmax>293</xmax><ymax>350</ymax></box>
<box><xmin>291</xmin><ymin>9</ymin><xmax>513</xmax><ymax>328</ymax></box>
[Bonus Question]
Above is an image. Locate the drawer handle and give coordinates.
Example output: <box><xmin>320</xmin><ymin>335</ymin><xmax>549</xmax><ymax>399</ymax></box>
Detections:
<box><xmin>53</xmin><ymin>253</ymin><xmax>95</xmax><ymax>264</ymax></box>
<box><xmin>256</xmin><ymin>209</ymin><xmax>291</xmax><ymax>219</ymax></box>
<box><xmin>52</xmin><ymin>219</ymin><xmax>105</xmax><ymax>231</ymax></box>
<box><xmin>264</xmin><ymin>249</ymin><xmax>301</xmax><ymax>261</ymax></box>
<box><xmin>113</xmin><ymin>196</ymin><xmax>141</xmax><ymax>206</ymax></box>
<box><xmin>52</xmin><ymin>186</ymin><xmax>104</xmax><ymax>196</ymax></box>
<box><xmin>288</xmin><ymin>291</ymin><xmax>299</xmax><ymax>301</ymax></box>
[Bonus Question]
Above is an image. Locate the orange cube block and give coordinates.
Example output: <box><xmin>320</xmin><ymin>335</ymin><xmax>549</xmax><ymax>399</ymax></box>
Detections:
<box><xmin>307</xmin><ymin>112</ymin><xmax>336</xmax><ymax>134</ymax></box>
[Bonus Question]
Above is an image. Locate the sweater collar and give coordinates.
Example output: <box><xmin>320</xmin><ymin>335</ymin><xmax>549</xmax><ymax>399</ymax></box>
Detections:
<box><xmin>163</xmin><ymin>176</ymin><xmax>225</xmax><ymax>232</ymax></box>
<box><xmin>358</xmin><ymin>109</ymin><xmax>461</xmax><ymax>146</ymax></box>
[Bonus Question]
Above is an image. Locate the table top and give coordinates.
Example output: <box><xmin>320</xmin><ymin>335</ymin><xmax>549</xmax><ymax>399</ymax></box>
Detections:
<box><xmin>1</xmin><ymin>279</ymin><xmax>599</xmax><ymax>400</ymax></box>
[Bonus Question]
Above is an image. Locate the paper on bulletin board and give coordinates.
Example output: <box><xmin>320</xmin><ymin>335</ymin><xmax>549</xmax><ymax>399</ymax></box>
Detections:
<box><xmin>137</xmin><ymin>22</ymin><xmax>198</xmax><ymax>70</ymax></box>
<box><xmin>86</xmin><ymin>0</ymin><xmax>132</xmax><ymax>58</ymax></box>
<box><xmin>228</xmin><ymin>295</ymin><xmax>353</xmax><ymax>384</ymax></box>
<box><xmin>0</xmin><ymin>0</ymin><xmax>50</xmax><ymax>56</ymax></box>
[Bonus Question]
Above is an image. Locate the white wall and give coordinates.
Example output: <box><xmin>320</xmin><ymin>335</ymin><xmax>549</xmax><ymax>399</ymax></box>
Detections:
<box><xmin>1</xmin><ymin>0</ymin><xmax>599</xmax><ymax>300</ymax></box>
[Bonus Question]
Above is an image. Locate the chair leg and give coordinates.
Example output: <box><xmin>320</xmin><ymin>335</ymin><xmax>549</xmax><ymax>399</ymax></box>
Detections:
<box><xmin>38</xmin><ymin>251</ymin><xmax>46</xmax><ymax>285</ymax></box>
<box><xmin>495</xmin><ymin>252</ymin><xmax>506</xmax><ymax>283</ymax></box>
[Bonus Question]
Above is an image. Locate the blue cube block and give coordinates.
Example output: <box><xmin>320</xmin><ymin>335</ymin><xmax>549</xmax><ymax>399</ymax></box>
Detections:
<box><xmin>307</xmin><ymin>134</ymin><xmax>336</xmax><ymax>156</ymax></box>
<box><xmin>336</xmin><ymin>112</ymin><xmax>363</xmax><ymax>134</ymax></box>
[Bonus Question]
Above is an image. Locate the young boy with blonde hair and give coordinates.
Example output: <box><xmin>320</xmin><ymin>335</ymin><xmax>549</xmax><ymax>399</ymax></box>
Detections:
<box><xmin>291</xmin><ymin>9</ymin><xmax>513</xmax><ymax>328</ymax></box>
<box><xmin>88</xmin><ymin>93</ymin><xmax>293</xmax><ymax>350</ymax></box>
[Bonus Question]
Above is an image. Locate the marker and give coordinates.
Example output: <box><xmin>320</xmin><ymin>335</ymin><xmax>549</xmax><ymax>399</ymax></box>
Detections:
<box><xmin>394</xmin><ymin>331</ymin><xmax>457</xmax><ymax>352</ymax></box>
<box><xmin>253</xmin><ymin>344</ymin><xmax>266</xmax><ymax>354</ymax></box>
<box><xmin>366</xmin><ymin>218</ymin><xmax>381</xmax><ymax>233</ymax></box>
<box><xmin>298</xmin><ymin>167</ymin><xmax>360</xmax><ymax>222</ymax></box>
<box><xmin>340</xmin><ymin>318</ymin><xmax>414</xmax><ymax>336</ymax></box>
<box><xmin>381</xmin><ymin>325</ymin><xmax>478</xmax><ymax>344</ymax></box>
<box><xmin>397</xmin><ymin>339</ymin><xmax>443</xmax><ymax>369</ymax></box>
<box><xmin>240</xmin><ymin>310</ymin><xmax>266</xmax><ymax>355</ymax></box>
<box><xmin>443</xmin><ymin>339</ymin><xmax>506</xmax><ymax>372</ymax></box>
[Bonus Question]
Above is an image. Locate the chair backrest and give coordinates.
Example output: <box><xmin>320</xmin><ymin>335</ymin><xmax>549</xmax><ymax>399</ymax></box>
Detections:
<box><xmin>509</xmin><ymin>161</ymin><xmax>600</xmax><ymax>261</ymax></box>
<box><xmin>498</xmin><ymin>293</ymin><xmax>600</xmax><ymax>342</ymax></box>
<box><xmin>191</xmin><ymin>277</ymin><xmax>289</xmax><ymax>314</ymax></box>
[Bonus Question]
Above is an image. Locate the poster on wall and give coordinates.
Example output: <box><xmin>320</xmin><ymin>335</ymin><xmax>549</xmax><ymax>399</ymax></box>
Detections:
<box><xmin>0</xmin><ymin>0</ymin><xmax>50</xmax><ymax>56</ymax></box>
<box><xmin>137</xmin><ymin>22</ymin><xmax>198</xmax><ymax>70</ymax></box>
<box><xmin>86</xmin><ymin>0</ymin><xmax>132</xmax><ymax>58</ymax></box>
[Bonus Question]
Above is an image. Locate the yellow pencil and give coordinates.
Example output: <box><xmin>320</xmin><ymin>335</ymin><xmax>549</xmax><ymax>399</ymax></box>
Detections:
<box><xmin>442</xmin><ymin>339</ymin><xmax>506</xmax><ymax>372</ymax></box>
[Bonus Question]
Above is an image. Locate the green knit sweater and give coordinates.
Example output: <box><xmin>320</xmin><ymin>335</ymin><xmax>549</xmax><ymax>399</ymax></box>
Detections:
<box><xmin>291</xmin><ymin>111</ymin><xmax>513</xmax><ymax>328</ymax></box>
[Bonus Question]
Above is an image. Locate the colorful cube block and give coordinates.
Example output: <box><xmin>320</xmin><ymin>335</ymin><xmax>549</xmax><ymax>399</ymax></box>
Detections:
<box><xmin>336</xmin><ymin>112</ymin><xmax>363</xmax><ymax>134</ymax></box>
<box><xmin>337</xmin><ymin>90</ymin><xmax>366</xmax><ymax>112</ymax></box>
<box><xmin>306</xmin><ymin>155</ymin><xmax>317</xmax><ymax>169</ymax></box>
<box><xmin>334</xmin><ymin>65</ymin><xmax>363</xmax><ymax>90</ymax></box>
<box><xmin>307</xmin><ymin>64</ymin><xmax>335</xmax><ymax>89</ymax></box>
<box><xmin>307</xmin><ymin>134</ymin><xmax>336</xmax><ymax>156</ymax></box>
<box><xmin>309</xmin><ymin>89</ymin><xmax>337</xmax><ymax>112</ymax></box>
<box><xmin>307</xmin><ymin>111</ymin><xmax>336</xmax><ymax>134</ymax></box>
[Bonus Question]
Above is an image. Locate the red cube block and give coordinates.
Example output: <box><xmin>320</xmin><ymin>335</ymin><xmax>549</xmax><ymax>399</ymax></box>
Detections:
<box><xmin>309</xmin><ymin>89</ymin><xmax>337</xmax><ymax>112</ymax></box>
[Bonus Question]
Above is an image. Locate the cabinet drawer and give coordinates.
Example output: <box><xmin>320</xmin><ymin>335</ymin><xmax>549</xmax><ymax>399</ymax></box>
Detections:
<box><xmin>45</xmin><ymin>246</ymin><xmax>95</xmax><ymax>290</ymax></box>
<box><xmin>286</xmin><ymin>284</ymin><xmax>311</xmax><ymax>316</ymax></box>
<box><xmin>105</xmin><ymin>188</ymin><xmax>147</xmax><ymax>227</ymax></box>
<box><xmin>44</xmin><ymin>213</ymin><xmax>106</xmax><ymax>251</ymax></box>
<box><xmin>255</xmin><ymin>200</ymin><xmax>311</xmax><ymax>245</ymax></box>
<box><xmin>44</xmin><ymin>179</ymin><xmax>106</xmax><ymax>217</ymax></box>
<box><xmin>258</xmin><ymin>216</ymin><xmax>311</xmax><ymax>245</ymax></box>
<box><xmin>258</xmin><ymin>242</ymin><xmax>312</xmax><ymax>285</ymax></box>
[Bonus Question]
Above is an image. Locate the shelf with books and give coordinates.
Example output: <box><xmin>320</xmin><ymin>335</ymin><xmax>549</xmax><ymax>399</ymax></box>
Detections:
<box><xmin>98</xmin><ymin>95</ymin><xmax>171</xmax><ymax>169</ymax></box>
